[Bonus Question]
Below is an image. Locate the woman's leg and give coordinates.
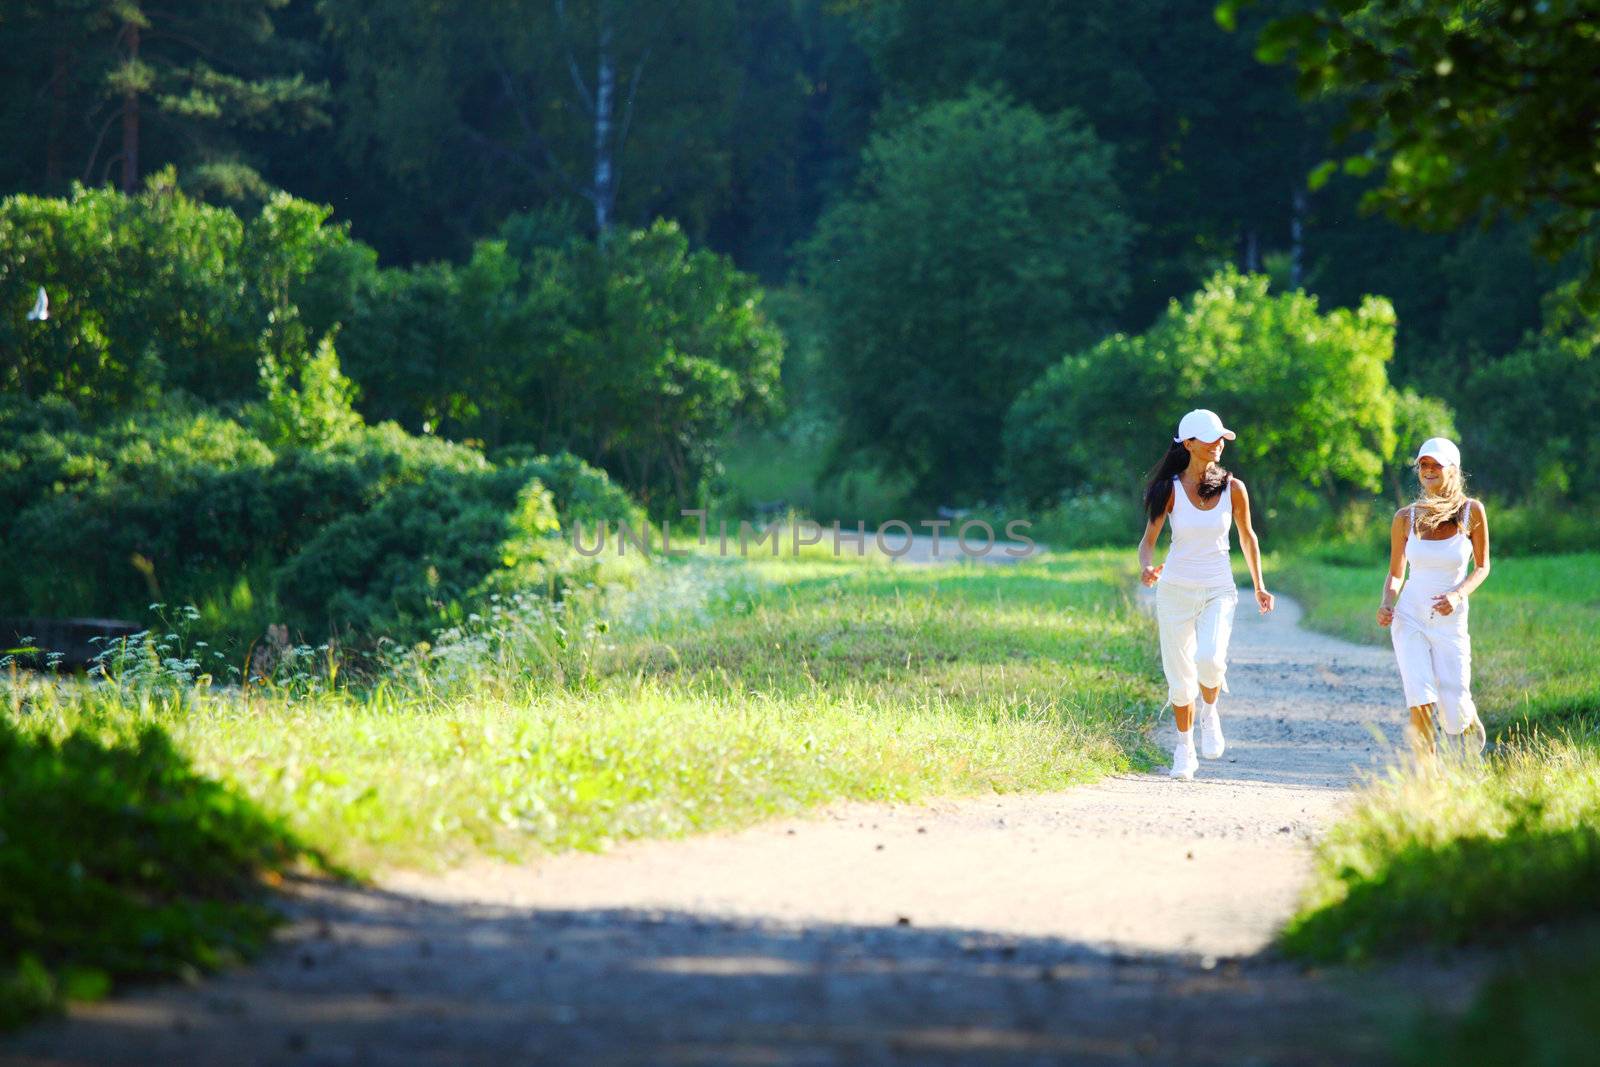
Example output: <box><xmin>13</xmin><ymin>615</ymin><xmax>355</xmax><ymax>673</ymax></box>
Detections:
<box><xmin>1430</xmin><ymin>620</ymin><xmax>1485</xmax><ymax>756</ymax></box>
<box><xmin>1408</xmin><ymin>703</ymin><xmax>1438</xmax><ymax>763</ymax></box>
<box><xmin>1430</xmin><ymin>623</ymin><xmax>1476</xmax><ymax>735</ymax></box>
<box><xmin>1194</xmin><ymin>587</ymin><xmax>1239</xmax><ymax>701</ymax></box>
<box><xmin>1391</xmin><ymin>614</ymin><xmax>1440</xmax><ymax>767</ymax></box>
<box><xmin>1156</xmin><ymin>583</ymin><xmax>1202</xmax><ymax>730</ymax></box>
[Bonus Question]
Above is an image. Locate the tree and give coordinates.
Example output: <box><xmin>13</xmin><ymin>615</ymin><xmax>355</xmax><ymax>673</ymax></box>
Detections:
<box><xmin>1219</xmin><ymin>0</ymin><xmax>1600</xmax><ymax>309</ymax></box>
<box><xmin>0</xmin><ymin>0</ymin><xmax>327</xmax><ymax>199</ymax></box>
<box><xmin>1460</xmin><ymin>283</ymin><xmax>1600</xmax><ymax>502</ymax></box>
<box><xmin>0</xmin><ymin>174</ymin><xmax>366</xmax><ymax>412</ymax></box>
<box><xmin>854</xmin><ymin>0</ymin><xmax>1313</xmax><ymax>326</ymax></box>
<box><xmin>1004</xmin><ymin>269</ymin><xmax>1414</xmax><ymax>518</ymax></box>
<box><xmin>806</xmin><ymin>88</ymin><xmax>1131</xmax><ymax>505</ymax></box>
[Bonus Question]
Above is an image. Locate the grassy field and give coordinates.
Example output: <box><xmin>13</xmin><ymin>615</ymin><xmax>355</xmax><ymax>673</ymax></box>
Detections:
<box><xmin>2</xmin><ymin>547</ymin><xmax>1162</xmax><ymax>1023</ymax></box>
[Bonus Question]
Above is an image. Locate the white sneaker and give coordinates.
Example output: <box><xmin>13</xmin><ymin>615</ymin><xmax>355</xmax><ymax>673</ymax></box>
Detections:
<box><xmin>1199</xmin><ymin>702</ymin><xmax>1225</xmax><ymax>759</ymax></box>
<box><xmin>1169</xmin><ymin>740</ymin><xmax>1198</xmax><ymax>780</ymax></box>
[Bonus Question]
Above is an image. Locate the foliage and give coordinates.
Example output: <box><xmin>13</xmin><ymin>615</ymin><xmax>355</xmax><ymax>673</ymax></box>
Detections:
<box><xmin>274</xmin><ymin>471</ymin><xmax>563</xmax><ymax>640</ymax></box>
<box><xmin>857</xmin><ymin>0</ymin><xmax>1312</xmax><ymax>325</ymax></box>
<box><xmin>341</xmin><ymin>219</ymin><xmax>785</xmax><ymax>514</ymax></box>
<box><xmin>492</xmin><ymin>448</ymin><xmax>646</xmax><ymax>533</ymax></box>
<box><xmin>251</xmin><ymin>329</ymin><xmax>363</xmax><ymax>448</ymax></box>
<box><xmin>1023</xmin><ymin>491</ymin><xmax>1144</xmax><ymax>551</ymax></box>
<box><xmin>310</xmin><ymin>0</ymin><xmax>877</xmax><ymax>267</ymax></box>
<box><xmin>0</xmin><ymin>716</ymin><xmax>302</xmax><ymax>1028</ymax></box>
<box><xmin>807</xmin><ymin>87</ymin><xmax>1131</xmax><ymax>505</ymax></box>
<box><xmin>0</xmin><ymin>398</ymin><xmax>638</xmax><ymax>646</ymax></box>
<box><xmin>0</xmin><ymin>0</ymin><xmax>328</xmax><ymax>201</ymax></box>
<box><xmin>1005</xmin><ymin>269</ymin><xmax>1414</xmax><ymax>517</ymax></box>
<box><xmin>1459</xmin><ymin>283</ymin><xmax>1600</xmax><ymax>502</ymax></box>
<box><xmin>1220</xmin><ymin>0</ymin><xmax>1600</xmax><ymax>310</ymax></box>
<box><xmin>0</xmin><ymin>178</ymin><xmax>365</xmax><ymax>413</ymax></box>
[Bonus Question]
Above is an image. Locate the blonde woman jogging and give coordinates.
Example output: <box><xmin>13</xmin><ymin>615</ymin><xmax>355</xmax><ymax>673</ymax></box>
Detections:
<box><xmin>1138</xmin><ymin>409</ymin><xmax>1275</xmax><ymax>781</ymax></box>
<box><xmin>1377</xmin><ymin>437</ymin><xmax>1491</xmax><ymax>764</ymax></box>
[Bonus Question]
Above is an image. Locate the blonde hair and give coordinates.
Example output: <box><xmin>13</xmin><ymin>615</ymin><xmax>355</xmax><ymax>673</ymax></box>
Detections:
<box><xmin>1411</xmin><ymin>461</ymin><xmax>1472</xmax><ymax>535</ymax></box>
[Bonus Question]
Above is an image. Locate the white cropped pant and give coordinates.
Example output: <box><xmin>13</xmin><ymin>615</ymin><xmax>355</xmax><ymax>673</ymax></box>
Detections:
<box><xmin>1390</xmin><ymin>600</ymin><xmax>1477</xmax><ymax>733</ymax></box>
<box><xmin>1156</xmin><ymin>580</ymin><xmax>1238</xmax><ymax>708</ymax></box>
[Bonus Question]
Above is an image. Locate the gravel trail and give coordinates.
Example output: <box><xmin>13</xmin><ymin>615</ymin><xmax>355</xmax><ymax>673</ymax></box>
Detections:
<box><xmin>7</xmin><ymin>589</ymin><xmax>1463</xmax><ymax>1067</ymax></box>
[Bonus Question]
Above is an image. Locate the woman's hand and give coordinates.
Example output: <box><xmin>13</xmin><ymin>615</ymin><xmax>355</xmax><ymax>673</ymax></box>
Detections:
<box><xmin>1141</xmin><ymin>564</ymin><xmax>1163</xmax><ymax>587</ymax></box>
<box><xmin>1255</xmin><ymin>588</ymin><xmax>1275</xmax><ymax>614</ymax></box>
<box><xmin>1377</xmin><ymin>604</ymin><xmax>1395</xmax><ymax>627</ymax></box>
<box><xmin>1431</xmin><ymin>590</ymin><xmax>1461</xmax><ymax>616</ymax></box>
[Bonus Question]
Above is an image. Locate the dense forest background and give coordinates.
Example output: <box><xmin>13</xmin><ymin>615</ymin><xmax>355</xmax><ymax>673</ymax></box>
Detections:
<box><xmin>2</xmin><ymin>0</ymin><xmax>1595</xmax><ymax>639</ymax></box>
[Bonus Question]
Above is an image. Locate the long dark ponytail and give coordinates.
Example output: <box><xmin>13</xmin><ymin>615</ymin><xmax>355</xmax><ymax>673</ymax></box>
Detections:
<box><xmin>1143</xmin><ymin>440</ymin><xmax>1232</xmax><ymax>522</ymax></box>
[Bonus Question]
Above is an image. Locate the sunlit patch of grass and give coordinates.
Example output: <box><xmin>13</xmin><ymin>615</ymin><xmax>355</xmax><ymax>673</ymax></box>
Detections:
<box><xmin>4</xmin><ymin>549</ymin><xmax>1162</xmax><ymax>876</ymax></box>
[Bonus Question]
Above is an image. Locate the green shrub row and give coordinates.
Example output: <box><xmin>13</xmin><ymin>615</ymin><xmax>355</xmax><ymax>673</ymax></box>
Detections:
<box><xmin>0</xmin><ymin>397</ymin><xmax>642</xmax><ymax>647</ymax></box>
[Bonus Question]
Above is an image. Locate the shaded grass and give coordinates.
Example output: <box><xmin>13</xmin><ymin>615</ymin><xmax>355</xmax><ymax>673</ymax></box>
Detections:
<box><xmin>0</xmin><ymin>718</ymin><xmax>305</xmax><ymax>1028</ymax></box>
<box><xmin>1397</xmin><ymin>920</ymin><xmax>1600</xmax><ymax>1067</ymax></box>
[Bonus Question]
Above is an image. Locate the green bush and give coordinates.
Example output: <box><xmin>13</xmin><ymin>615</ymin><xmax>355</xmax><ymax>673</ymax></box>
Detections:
<box><xmin>341</xmin><ymin>219</ymin><xmax>784</xmax><ymax>515</ymax></box>
<box><xmin>1024</xmin><ymin>491</ymin><xmax>1143</xmax><ymax>550</ymax></box>
<box><xmin>0</xmin><ymin>177</ymin><xmax>367</xmax><ymax>413</ymax></box>
<box><xmin>0</xmin><ymin>716</ymin><xmax>302</xmax><ymax>1029</ymax></box>
<box><xmin>492</xmin><ymin>447</ymin><xmax>646</xmax><ymax>533</ymax></box>
<box><xmin>276</xmin><ymin>474</ymin><xmax>564</xmax><ymax>640</ymax></box>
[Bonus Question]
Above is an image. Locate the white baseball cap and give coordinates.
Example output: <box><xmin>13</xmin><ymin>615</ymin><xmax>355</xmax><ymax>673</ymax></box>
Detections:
<box><xmin>1173</xmin><ymin>409</ymin><xmax>1236</xmax><ymax>443</ymax></box>
<box><xmin>1414</xmin><ymin>436</ymin><xmax>1461</xmax><ymax>468</ymax></box>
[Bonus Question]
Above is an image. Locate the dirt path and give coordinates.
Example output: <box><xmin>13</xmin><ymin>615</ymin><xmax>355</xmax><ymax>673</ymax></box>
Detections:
<box><xmin>8</xmin><ymin>590</ymin><xmax>1464</xmax><ymax>1066</ymax></box>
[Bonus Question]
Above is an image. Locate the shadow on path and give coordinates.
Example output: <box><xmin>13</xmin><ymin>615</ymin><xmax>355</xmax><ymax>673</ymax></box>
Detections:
<box><xmin>5</xmin><ymin>875</ymin><xmax>1442</xmax><ymax>1067</ymax></box>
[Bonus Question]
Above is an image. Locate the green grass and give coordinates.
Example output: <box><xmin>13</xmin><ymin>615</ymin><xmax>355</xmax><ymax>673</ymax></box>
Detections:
<box><xmin>1279</xmin><ymin>739</ymin><xmax>1600</xmax><ymax>962</ymax></box>
<box><xmin>111</xmin><ymin>550</ymin><xmax>1159</xmax><ymax>871</ymax></box>
<box><xmin>1</xmin><ymin>548</ymin><xmax>1161</xmax><ymax>1026</ymax></box>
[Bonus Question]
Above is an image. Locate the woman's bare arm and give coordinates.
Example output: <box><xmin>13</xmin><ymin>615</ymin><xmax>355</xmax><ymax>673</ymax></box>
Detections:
<box><xmin>1231</xmin><ymin>479</ymin><xmax>1274</xmax><ymax>613</ymax></box>
<box><xmin>1377</xmin><ymin>508</ymin><xmax>1408</xmax><ymax>626</ymax></box>
<box><xmin>1138</xmin><ymin>497</ymin><xmax>1170</xmax><ymax>586</ymax></box>
<box><xmin>1434</xmin><ymin>500</ymin><xmax>1491</xmax><ymax>614</ymax></box>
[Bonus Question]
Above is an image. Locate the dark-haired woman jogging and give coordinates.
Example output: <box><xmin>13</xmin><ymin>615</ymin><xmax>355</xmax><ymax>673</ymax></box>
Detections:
<box><xmin>1137</xmin><ymin>409</ymin><xmax>1275</xmax><ymax>781</ymax></box>
<box><xmin>1377</xmin><ymin>437</ymin><xmax>1490</xmax><ymax>766</ymax></box>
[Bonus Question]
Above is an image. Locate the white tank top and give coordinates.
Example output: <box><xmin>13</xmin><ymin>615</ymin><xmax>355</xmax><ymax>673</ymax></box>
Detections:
<box><xmin>1161</xmin><ymin>476</ymin><xmax>1233</xmax><ymax>588</ymax></box>
<box><xmin>1398</xmin><ymin>504</ymin><xmax>1473</xmax><ymax>615</ymax></box>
